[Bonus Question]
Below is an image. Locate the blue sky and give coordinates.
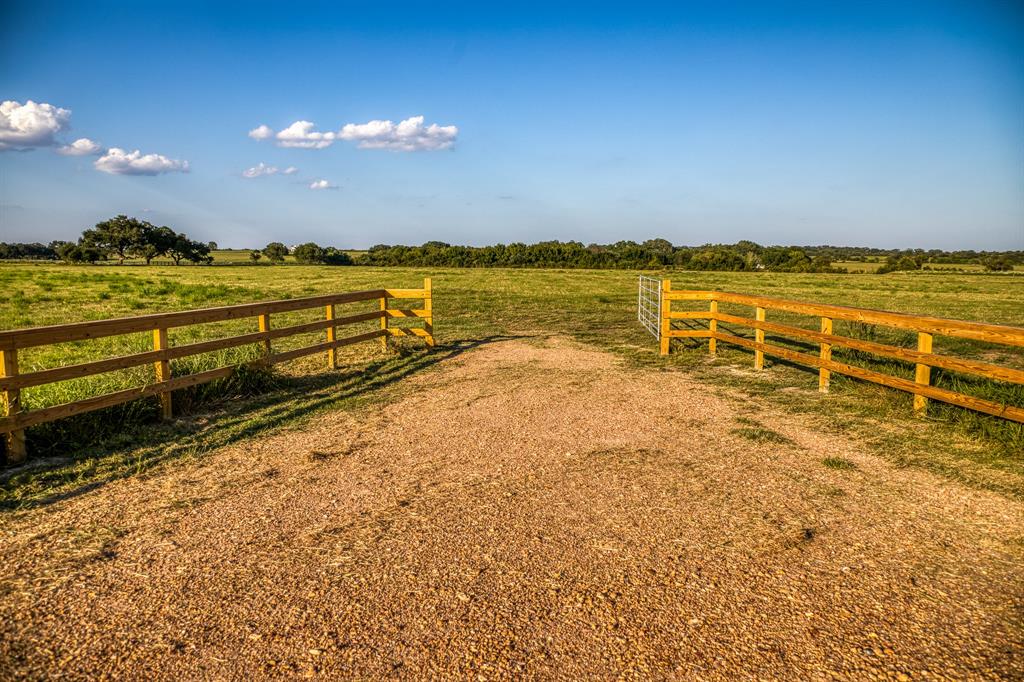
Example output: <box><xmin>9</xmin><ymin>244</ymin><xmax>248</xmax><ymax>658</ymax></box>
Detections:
<box><xmin>1</xmin><ymin>1</ymin><xmax>1022</xmax><ymax>250</ymax></box>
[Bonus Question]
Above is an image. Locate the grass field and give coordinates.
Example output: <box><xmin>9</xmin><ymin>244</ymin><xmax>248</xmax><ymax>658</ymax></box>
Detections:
<box><xmin>1</xmin><ymin>262</ymin><xmax>1022</xmax><ymax>506</ymax></box>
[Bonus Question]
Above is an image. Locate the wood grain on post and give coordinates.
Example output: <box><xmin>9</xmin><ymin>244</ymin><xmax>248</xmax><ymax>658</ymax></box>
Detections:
<box><xmin>708</xmin><ymin>300</ymin><xmax>718</xmax><ymax>355</ymax></box>
<box><xmin>325</xmin><ymin>305</ymin><xmax>337</xmax><ymax>368</ymax></box>
<box><xmin>1</xmin><ymin>348</ymin><xmax>26</xmax><ymax>463</ymax></box>
<box><xmin>754</xmin><ymin>307</ymin><xmax>765</xmax><ymax>369</ymax></box>
<box><xmin>423</xmin><ymin>278</ymin><xmax>435</xmax><ymax>347</ymax></box>
<box><xmin>152</xmin><ymin>328</ymin><xmax>173</xmax><ymax>420</ymax></box>
<box><xmin>659</xmin><ymin>279</ymin><xmax>671</xmax><ymax>355</ymax></box>
<box><xmin>819</xmin><ymin>317</ymin><xmax>832</xmax><ymax>392</ymax></box>
<box><xmin>914</xmin><ymin>332</ymin><xmax>933</xmax><ymax>414</ymax></box>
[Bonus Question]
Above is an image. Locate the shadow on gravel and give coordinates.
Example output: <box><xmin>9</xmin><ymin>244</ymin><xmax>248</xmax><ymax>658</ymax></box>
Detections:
<box><xmin>2</xmin><ymin>334</ymin><xmax>529</xmax><ymax>511</ymax></box>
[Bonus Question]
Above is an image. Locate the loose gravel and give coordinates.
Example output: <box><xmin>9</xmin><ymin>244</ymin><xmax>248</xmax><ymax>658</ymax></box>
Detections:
<box><xmin>1</xmin><ymin>336</ymin><xmax>1022</xmax><ymax>680</ymax></box>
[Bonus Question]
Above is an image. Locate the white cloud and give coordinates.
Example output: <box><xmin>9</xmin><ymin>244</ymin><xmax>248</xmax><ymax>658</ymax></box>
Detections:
<box><xmin>0</xmin><ymin>100</ymin><xmax>72</xmax><ymax>150</ymax></box>
<box><xmin>56</xmin><ymin>137</ymin><xmax>102</xmax><ymax>156</ymax></box>
<box><xmin>275</xmin><ymin>120</ymin><xmax>337</xmax><ymax>149</ymax></box>
<box><xmin>283</xmin><ymin>166</ymin><xmax>298</xmax><ymax>175</ymax></box>
<box><xmin>94</xmin><ymin>147</ymin><xmax>189</xmax><ymax>176</ymax></box>
<box><xmin>248</xmin><ymin>124</ymin><xmax>273</xmax><ymax>140</ymax></box>
<box><xmin>250</xmin><ymin>115</ymin><xmax>457</xmax><ymax>152</ymax></box>
<box><xmin>309</xmin><ymin>179</ymin><xmax>337</xmax><ymax>190</ymax></box>
<box><xmin>242</xmin><ymin>161</ymin><xmax>278</xmax><ymax>178</ymax></box>
<box><xmin>339</xmin><ymin>115</ymin><xmax>457</xmax><ymax>151</ymax></box>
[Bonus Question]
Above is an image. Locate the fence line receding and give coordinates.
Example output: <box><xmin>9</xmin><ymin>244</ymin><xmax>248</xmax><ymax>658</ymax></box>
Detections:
<box><xmin>0</xmin><ymin>278</ymin><xmax>434</xmax><ymax>464</ymax></box>
<box><xmin>647</xmin><ymin>280</ymin><xmax>1024</xmax><ymax>423</ymax></box>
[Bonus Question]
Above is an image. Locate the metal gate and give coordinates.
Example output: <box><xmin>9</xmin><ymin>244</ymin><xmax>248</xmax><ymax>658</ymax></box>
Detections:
<box><xmin>637</xmin><ymin>275</ymin><xmax>661</xmax><ymax>340</ymax></box>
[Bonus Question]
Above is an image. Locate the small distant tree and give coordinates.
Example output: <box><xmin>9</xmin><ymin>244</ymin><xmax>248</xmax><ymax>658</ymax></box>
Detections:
<box><xmin>207</xmin><ymin>241</ymin><xmax>218</xmax><ymax>251</ymax></box>
<box><xmin>293</xmin><ymin>242</ymin><xmax>326</xmax><ymax>264</ymax></box>
<box><xmin>262</xmin><ymin>242</ymin><xmax>288</xmax><ymax>263</ymax></box>
<box><xmin>132</xmin><ymin>225</ymin><xmax>176</xmax><ymax>264</ymax></box>
<box><xmin>167</xmin><ymin>234</ymin><xmax>212</xmax><ymax>265</ymax></box>
<box><xmin>81</xmin><ymin>215</ymin><xmax>152</xmax><ymax>264</ymax></box>
<box><xmin>982</xmin><ymin>256</ymin><xmax>1014</xmax><ymax>272</ymax></box>
<box><xmin>249</xmin><ymin>250</ymin><xmax>262</xmax><ymax>263</ymax></box>
<box><xmin>57</xmin><ymin>242</ymin><xmax>102</xmax><ymax>264</ymax></box>
<box><xmin>323</xmin><ymin>247</ymin><xmax>353</xmax><ymax>265</ymax></box>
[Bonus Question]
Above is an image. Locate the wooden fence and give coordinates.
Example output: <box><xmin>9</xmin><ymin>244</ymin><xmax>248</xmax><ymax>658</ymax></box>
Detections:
<box><xmin>0</xmin><ymin>279</ymin><xmax>434</xmax><ymax>464</ymax></box>
<box><xmin>656</xmin><ymin>281</ymin><xmax>1024</xmax><ymax>423</ymax></box>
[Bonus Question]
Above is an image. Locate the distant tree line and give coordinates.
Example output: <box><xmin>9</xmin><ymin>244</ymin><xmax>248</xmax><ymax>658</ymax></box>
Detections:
<box><xmin>2</xmin><ymin>228</ymin><xmax>1022</xmax><ymax>273</ymax></box>
<box><xmin>354</xmin><ymin>240</ymin><xmax>1023</xmax><ymax>273</ymax></box>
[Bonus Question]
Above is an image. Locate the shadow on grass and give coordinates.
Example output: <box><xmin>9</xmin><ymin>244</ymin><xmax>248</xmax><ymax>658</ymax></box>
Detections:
<box><xmin>2</xmin><ymin>334</ymin><xmax>528</xmax><ymax>511</ymax></box>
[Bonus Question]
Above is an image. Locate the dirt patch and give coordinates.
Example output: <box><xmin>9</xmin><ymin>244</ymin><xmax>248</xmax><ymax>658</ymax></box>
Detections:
<box><xmin>1</xmin><ymin>336</ymin><xmax>1022</xmax><ymax>679</ymax></box>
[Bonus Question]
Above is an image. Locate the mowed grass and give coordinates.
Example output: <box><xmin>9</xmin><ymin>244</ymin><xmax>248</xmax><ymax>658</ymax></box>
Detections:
<box><xmin>1</xmin><ymin>262</ymin><xmax>1022</xmax><ymax>506</ymax></box>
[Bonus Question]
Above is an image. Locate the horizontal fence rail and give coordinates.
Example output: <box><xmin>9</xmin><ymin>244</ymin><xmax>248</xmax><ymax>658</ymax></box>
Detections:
<box><xmin>654</xmin><ymin>281</ymin><xmax>1024</xmax><ymax>424</ymax></box>
<box><xmin>0</xmin><ymin>279</ymin><xmax>434</xmax><ymax>464</ymax></box>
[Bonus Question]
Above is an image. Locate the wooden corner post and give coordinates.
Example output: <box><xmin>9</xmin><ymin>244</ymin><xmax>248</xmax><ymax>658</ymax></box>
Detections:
<box><xmin>659</xmin><ymin>279</ymin><xmax>671</xmax><ymax>355</ymax></box>
<box><xmin>708</xmin><ymin>299</ymin><xmax>718</xmax><ymax>355</ymax></box>
<box><xmin>423</xmin><ymin>278</ymin><xmax>435</xmax><ymax>347</ymax></box>
<box><xmin>1</xmin><ymin>348</ymin><xmax>26</xmax><ymax>464</ymax></box>
<box><xmin>754</xmin><ymin>307</ymin><xmax>765</xmax><ymax>369</ymax></box>
<box><xmin>914</xmin><ymin>332</ymin><xmax>933</xmax><ymax>415</ymax></box>
<box><xmin>152</xmin><ymin>328</ymin><xmax>173</xmax><ymax>420</ymax></box>
<box><xmin>379</xmin><ymin>294</ymin><xmax>389</xmax><ymax>352</ymax></box>
<box><xmin>819</xmin><ymin>317</ymin><xmax>832</xmax><ymax>392</ymax></box>
<box><xmin>325</xmin><ymin>304</ymin><xmax>337</xmax><ymax>368</ymax></box>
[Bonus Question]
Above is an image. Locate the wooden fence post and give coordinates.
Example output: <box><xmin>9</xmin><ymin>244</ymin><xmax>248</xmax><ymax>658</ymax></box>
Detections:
<box><xmin>1</xmin><ymin>348</ymin><xmax>26</xmax><ymax>464</ymax></box>
<box><xmin>754</xmin><ymin>307</ymin><xmax>765</xmax><ymax>369</ymax></box>
<box><xmin>659</xmin><ymin>279</ymin><xmax>671</xmax><ymax>355</ymax></box>
<box><xmin>819</xmin><ymin>317</ymin><xmax>832</xmax><ymax>392</ymax></box>
<box><xmin>914</xmin><ymin>332</ymin><xmax>933</xmax><ymax>414</ymax></box>
<box><xmin>258</xmin><ymin>313</ymin><xmax>272</xmax><ymax>360</ymax></box>
<box><xmin>708</xmin><ymin>299</ymin><xmax>718</xmax><ymax>355</ymax></box>
<box><xmin>423</xmin><ymin>278</ymin><xmax>435</xmax><ymax>347</ymax></box>
<box><xmin>379</xmin><ymin>295</ymin><xmax>389</xmax><ymax>351</ymax></box>
<box><xmin>325</xmin><ymin>304</ymin><xmax>337</xmax><ymax>368</ymax></box>
<box><xmin>152</xmin><ymin>328</ymin><xmax>173</xmax><ymax>420</ymax></box>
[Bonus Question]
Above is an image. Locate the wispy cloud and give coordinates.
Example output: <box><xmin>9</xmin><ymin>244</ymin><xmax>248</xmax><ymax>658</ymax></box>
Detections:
<box><xmin>57</xmin><ymin>137</ymin><xmax>102</xmax><ymax>156</ymax></box>
<box><xmin>242</xmin><ymin>161</ymin><xmax>279</xmax><ymax>178</ymax></box>
<box><xmin>94</xmin><ymin>148</ymin><xmax>190</xmax><ymax>176</ymax></box>
<box><xmin>309</xmin><ymin>179</ymin><xmax>337</xmax><ymax>190</ymax></box>
<box><xmin>0</xmin><ymin>100</ymin><xmax>71</xmax><ymax>150</ymax></box>
<box><xmin>249</xmin><ymin>115</ymin><xmax>458</xmax><ymax>152</ymax></box>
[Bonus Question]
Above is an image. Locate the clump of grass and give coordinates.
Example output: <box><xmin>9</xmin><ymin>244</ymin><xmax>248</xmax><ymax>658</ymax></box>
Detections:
<box><xmin>731</xmin><ymin>425</ymin><xmax>796</xmax><ymax>445</ymax></box>
<box><xmin>822</xmin><ymin>456</ymin><xmax>857</xmax><ymax>470</ymax></box>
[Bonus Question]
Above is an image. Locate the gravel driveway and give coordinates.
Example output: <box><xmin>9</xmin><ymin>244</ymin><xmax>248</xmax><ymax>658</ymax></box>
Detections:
<box><xmin>1</xmin><ymin>336</ymin><xmax>1021</xmax><ymax>679</ymax></box>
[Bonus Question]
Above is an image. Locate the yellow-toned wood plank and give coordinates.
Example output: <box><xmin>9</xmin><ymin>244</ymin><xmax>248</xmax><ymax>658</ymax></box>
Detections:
<box><xmin>1</xmin><ymin>348</ymin><xmax>26</xmax><ymax>464</ymax></box>
<box><xmin>667</xmin><ymin>311</ymin><xmax>713</xmax><ymax>320</ymax></box>
<box><xmin>914</xmin><ymin>332</ymin><xmax>933</xmax><ymax>414</ymax></box>
<box><xmin>383</xmin><ymin>288</ymin><xmax>427</xmax><ymax>299</ymax></box>
<box><xmin>667</xmin><ymin>330</ymin><xmax>712</xmax><ymax>338</ymax></box>
<box><xmin>152</xmin><ymin>328</ymin><xmax>173</xmax><ymax>420</ymax></box>
<box><xmin>819</xmin><ymin>317</ymin><xmax>832</xmax><ymax>392</ymax></box>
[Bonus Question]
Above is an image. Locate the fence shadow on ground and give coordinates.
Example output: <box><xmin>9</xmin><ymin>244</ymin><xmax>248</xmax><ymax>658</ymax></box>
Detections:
<box><xmin>2</xmin><ymin>334</ymin><xmax>529</xmax><ymax>511</ymax></box>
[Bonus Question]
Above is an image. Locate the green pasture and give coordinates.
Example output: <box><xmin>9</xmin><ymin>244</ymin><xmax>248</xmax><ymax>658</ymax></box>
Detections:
<box><xmin>1</xmin><ymin>262</ymin><xmax>1022</xmax><ymax>506</ymax></box>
